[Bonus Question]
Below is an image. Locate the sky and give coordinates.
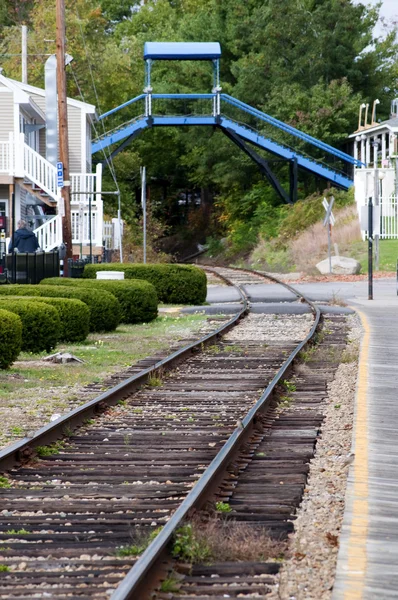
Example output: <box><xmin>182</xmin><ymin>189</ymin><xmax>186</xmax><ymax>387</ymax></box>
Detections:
<box><xmin>360</xmin><ymin>0</ymin><xmax>398</xmax><ymax>36</ymax></box>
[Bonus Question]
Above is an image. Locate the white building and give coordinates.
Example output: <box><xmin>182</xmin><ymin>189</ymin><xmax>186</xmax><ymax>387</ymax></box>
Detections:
<box><xmin>349</xmin><ymin>100</ymin><xmax>398</xmax><ymax>239</ymax></box>
<box><xmin>0</xmin><ymin>71</ymin><xmax>105</xmax><ymax>256</ymax></box>
<box><xmin>349</xmin><ymin>100</ymin><xmax>398</xmax><ymax>205</ymax></box>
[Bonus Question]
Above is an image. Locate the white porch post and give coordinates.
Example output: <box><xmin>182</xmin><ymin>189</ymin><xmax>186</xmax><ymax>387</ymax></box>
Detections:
<box><xmin>373</xmin><ymin>136</ymin><xmax>378</xmax><ymax>165</ymax></box>
<box><xmin>354</xmin><ymin>139</ymin><xmax>358</xmax><ymax>162</ymax></box>
<box><xmin>382</xmin><ymin>132</ymin><xmax>387</xmax><ymax>163</ymax></box>
<box><xmin>95</xmin><ymin>163</ymin><xmax>103</xmax><ymax>247</ymax></box>
<box><xmin>360</xmin><ymin>135</ymin><xmax>366</xmax><ymax>168</ymax></box>
<box><xmin>366</xmin><ymin>136</ymin><xmax>371</xmax><ymax>166</ymax></box>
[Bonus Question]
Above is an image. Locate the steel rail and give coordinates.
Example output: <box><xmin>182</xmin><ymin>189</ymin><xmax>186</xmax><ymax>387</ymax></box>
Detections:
<box><xmin>111</xmin><ymin>267</ymin><xmax>321</xmax><ymax>600</ymax></box>
<box><xmin>0</xmin><ymin>284</ymin><xmax>248</xmax><ymax>472</ymax></box>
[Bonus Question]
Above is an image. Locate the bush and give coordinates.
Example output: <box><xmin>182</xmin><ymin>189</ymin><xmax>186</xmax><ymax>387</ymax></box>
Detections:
<box><xmin>0</xmin><ymin>285</ymin><xmax>121</xmax><ymax>333</ymax></box>
<box><xmin>40</xmin><ymin>278</ymin><xmax>158</xmax><ymax>324</ymax></box>
<box><xmin>1</xmin><ymin>296</ymin><xmax>90</xmax><ymax>342</ymax></box>
<box><xmin>0</xmin><ymin>309</ymin><xmax>23</xmax><ymax>368</ymax></box>
<box><xmin>0</xmin><ymin>299</ymin><xmax>60</xmax><ymax>352</ymax></box>
<box><xmin>82</xmin><ymin>264</ymin><xmax>207</xmax><ymax>304</ymax></box>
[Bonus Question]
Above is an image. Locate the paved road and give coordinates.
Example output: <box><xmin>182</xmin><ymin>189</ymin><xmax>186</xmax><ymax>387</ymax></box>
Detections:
<box><xmin>206</xmin><ymin>278</ymin><xmax>396</xmax><ymax>305</ymax></box>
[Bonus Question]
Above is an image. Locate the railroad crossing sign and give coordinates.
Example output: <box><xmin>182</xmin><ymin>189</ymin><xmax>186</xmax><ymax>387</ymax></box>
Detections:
<box><xmin>322</xmin><ymin>197</ymin><xmax>335</xmax><ymax>226</ymax></box>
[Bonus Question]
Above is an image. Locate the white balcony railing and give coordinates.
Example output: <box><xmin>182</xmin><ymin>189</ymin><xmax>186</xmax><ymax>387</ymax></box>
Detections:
<box><xmin>34</xmin><ymin>215</ymin><xmax>63</xmax><ymax>251</ymax></box>
<box><xmin>23</xmin><ymin>141</ymin><xmax>59</xmax><ymax>200</ymax></box>
<box><xmin>0</xmin><ymin>141</ymin><xmax>10</xmax><ymax>173</ymax></box>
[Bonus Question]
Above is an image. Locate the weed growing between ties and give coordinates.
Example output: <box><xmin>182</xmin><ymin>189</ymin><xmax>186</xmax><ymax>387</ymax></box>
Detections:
<box><xmin>35</xmin><ymin>441</ymin><xmax>66</xmax><ymax>457</ymax></box>
<box><xmin>0</xmin><ymin>476</ymin><xmax>11</xmax><ymax>488</ymax></box>
<box><xmin>116</xmin><ymin>527</ymin><xmax>163</xmax><ymax>558</ymax></box>
<box><xmin>160</xmin><ymin>575</ymin><xmax>181</xmax><ymax>593</ymax></box>
<box><xmin>171</xmin><ymin>519</ymin><xmax>288</xmax><ymax>564</ymax></box>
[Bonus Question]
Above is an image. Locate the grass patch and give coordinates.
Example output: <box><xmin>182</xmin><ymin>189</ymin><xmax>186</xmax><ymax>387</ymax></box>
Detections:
<box><xmin>0</xmin><ymin>476</ymin><xmax>11</xmax><ymax>489</ymax></box>
<box><xmin>5</xmin><ymin>529</ymin><xmax>29</xmax><ymax>535</ymax></box>
<box><xmin>172</xmin><ymin>519</ymin><xmax>287</xmax><ymax>564</ymax></box>
<box><xmin>36</xmin><ymin>441</ymin><xmax>66</xmax><ymax>458</ymax></box>
<box><xmin>147</xmin><ymin>375</ymin><xmax>163</xmax><ymax>387</ymax></box>
<box><xmin>116</xmin><ymin>527</ymin><xmax>163</xmax><ymax>557</ymax></box>
<box><xmin>0</xmin><ymin>565</ymin><xmax>10</xmax><ymax>572</ymax></box>
<box><xmin>215</xmin><ymin>502</ymin><xmax>232</xmax><ymax>513</ymax></box>
<box><xmin>160</xmin><ymin>576</ymin><xmax>180</xmax><ymax>593</ymax></box>
<box><xmin>0</xmin><ymin>314</ymin><xmax>206</xmax><ymax>399</ymax></box>
<box><xmin>282</xmin><ymin>379</ymin><xmax>296</xmax><ymax>393</ymax></box>
<box><xmin>0</xmin><ymin>313</ymin><xmax>207</xmax><ymax>447</ymax></box>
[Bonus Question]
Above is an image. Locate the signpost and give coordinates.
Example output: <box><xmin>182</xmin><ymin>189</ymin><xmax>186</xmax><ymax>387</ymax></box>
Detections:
<box><xmin>359</xmin><ymin>199</ymin><xmax>379</xmax><ymax>300</ymax></box>
<box><xmin>323</xmin><ymin>196</ymin><xmax>335</xmax><ymax>274</ymax></box>
<box><xmin>368</xmin><ymin>197</ymin><xmax>373</xmax><ymax>300</ymax></box>
<box><xmin>141</xmin><ymin>166</ymin><xmax>146</xmax><ymax>264</ymax></box>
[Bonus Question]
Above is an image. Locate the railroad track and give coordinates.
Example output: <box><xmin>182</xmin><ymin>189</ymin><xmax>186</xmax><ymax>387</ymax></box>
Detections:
<box><xmin>0</xmin><ymin>267</ymin><xmax>350</xmax><ymax>599</ymax></box>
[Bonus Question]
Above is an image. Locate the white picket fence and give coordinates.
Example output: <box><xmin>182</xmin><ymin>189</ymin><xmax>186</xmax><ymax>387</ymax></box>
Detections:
<box><xmin>361</xmin><ymin>195</ymin><xmax>398</xmax><ymax>239</ymax></box>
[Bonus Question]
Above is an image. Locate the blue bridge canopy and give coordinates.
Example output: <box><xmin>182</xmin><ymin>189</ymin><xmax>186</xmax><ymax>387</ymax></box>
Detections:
<box><xmin>144</xmin><ymin>42</ymin><xmax>221</xmax><ymax>61</ymax></box>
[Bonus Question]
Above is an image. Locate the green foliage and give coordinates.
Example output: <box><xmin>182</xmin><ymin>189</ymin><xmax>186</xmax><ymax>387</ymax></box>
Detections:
<box><xmin>0</xmin><ymin>309</ymin><xmax>22</xmax><ymax>369</ymax></box>
<box><xmin>40</xmin><ymin>278</ymin><xmax>158</xmax><ymax>324</ymax></box>
<box><xmin>0</xmin><ymin>296</ymin><xmax>90</xmax><ymax>343</ymax></box>
<box><xmin>36</xmin><ymin>441</ymin><xmax>66</xmax><ymax>457</ymax></box>
<box><xmin>215</xmin><ymin>502</ymin><xmax>232</xmax><ymax>513</ymax></box>
<box><xmin>82</xmin><ymin>264</ymin><xmax>207</xmax><ymax>305</ymax></box>
<box><xmin>172</xmin><ymin>523</ymin><xmax>212</xmax><ymax>563</ymax></box>
<box><xmin>0</xmin><ymin>285</ymin><xmax>121</xmax><ymax>333</ymax></box>
<box><xmin>278</xmin><ymin>188</ymin><xmax>355</xmax><ymax>241</ymax></box>
<box><xmin>5</xmin><ymin>529</ymin><xmax>29</xmax><ymax>535</ymax></box>
<box><xmin>0</xmin><ymin>476</ymin><xmax>11</xmax><ymax>489</ymax></box>
<box><xmin>0</xmin><ymin>299</ymin><xmax>59</xmax><ymax>353</ymax></box>
<box><xmin>0</xmin><ymin>0</ymin><xmax>395</xmax><ymax>256</ymax></box>
<box><xmin>0</xmin><ymin>565</ymin><xmax>10</xmax><ymax>572</ymax></box>
<box><xmin>160</xmin><ymin>576</ymin><xmax>180</xmax><ymax>593</ymax></box>
<box><xmin>116</xmin><ymin>527</ymin><xmax>163</xmax><ymax>557</ymax></box>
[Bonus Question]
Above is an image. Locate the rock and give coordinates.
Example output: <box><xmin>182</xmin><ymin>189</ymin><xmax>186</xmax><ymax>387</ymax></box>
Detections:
<box><xmin>43</xmin><ymin>353</ymin><xmax>84</xmax><ymax>364</ymax></box>
<box><xmin>316</xmin><ymin>256</ymin><xmax>361</xmax><ymax>275</ymax></box>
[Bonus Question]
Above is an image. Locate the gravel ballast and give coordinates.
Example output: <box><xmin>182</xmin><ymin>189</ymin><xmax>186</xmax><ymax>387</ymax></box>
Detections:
<box><xmin>269</xmin><ymin>314</ymin><xmax>362</xmax><ymax>599</ymax></box>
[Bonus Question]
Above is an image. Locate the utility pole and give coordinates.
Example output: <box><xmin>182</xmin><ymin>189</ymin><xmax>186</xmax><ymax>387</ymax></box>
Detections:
<box><xmin>56</xmin><ymin>0</ymin><xmax>72</xmax><ymax>265</ymax></box>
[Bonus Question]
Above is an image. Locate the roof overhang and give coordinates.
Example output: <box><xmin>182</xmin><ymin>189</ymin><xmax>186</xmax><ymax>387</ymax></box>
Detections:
<box><xmin>0</xmin><ymin>73</ymin><xmax>45</xmax><ymax>122</ymax></box>
<box><xmin>144</xmin><ymin>42</ymin><xmax>221</xmax><ymax>61</ymax></box>
<box><xmin>348</xmin><ymin>122</ymin><xmax>398</xmax><ymax>139</ymax></box>
<box><xmin>10</xmin><ymin>78</ymin><xmax>96</xmax><ymax>114</ymax></box>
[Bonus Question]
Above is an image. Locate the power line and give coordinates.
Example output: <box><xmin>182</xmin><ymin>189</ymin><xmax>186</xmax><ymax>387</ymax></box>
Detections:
<box><xmin>73</xmin><ymin>7</ymin><xmax>120</xmax><ymax>192</ymax></box>
<box><xmin>68</xmin><ymin>63</ymin><xmax>119</xmax><ymax>190</ymax></box>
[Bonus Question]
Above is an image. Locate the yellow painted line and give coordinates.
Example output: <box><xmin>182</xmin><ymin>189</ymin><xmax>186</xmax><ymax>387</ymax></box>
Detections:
<box><xmin>344</xmin><ymin>308</ymin><xmax>370</xmax><ymax>600</ymax></box>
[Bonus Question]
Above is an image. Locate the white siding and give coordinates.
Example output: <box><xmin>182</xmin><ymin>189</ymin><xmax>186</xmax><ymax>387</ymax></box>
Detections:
<box><xmin>30</xmin><ymin>92</ymin><xmax>45</xmax><ymax>113</ymax></box>
<box><xmin>28</xmin><ymin>91</ymin><xmax>89</xmax><ymax>171</ymax></box>
<box><xmin>0</xmin><ymin>93</ymin><xmax>14</xmax><ymax>141</ymax></box>
<box><xmin>68</xmin><ymin>104</ymin><xmax>82</xmax><ymax>172</ymax></box>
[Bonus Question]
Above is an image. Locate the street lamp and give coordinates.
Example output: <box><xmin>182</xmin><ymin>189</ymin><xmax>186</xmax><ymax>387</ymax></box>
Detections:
<box><xmin>364</xmin><ymin>103</ymin><xmax>369</xmax><ymax>129</ymax></box>
<box><xmin>371</xmin><ymin>99</ymin><xmax>380</xmax><ymax>125</ymax></box>
<box><xmin>358</xmin><ymin>103</ymin><xmax>367</xmax><ymax>130</ymax></box>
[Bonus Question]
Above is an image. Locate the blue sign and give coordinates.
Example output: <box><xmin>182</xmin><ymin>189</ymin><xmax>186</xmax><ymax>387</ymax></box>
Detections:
<box><xmin>57</xmin><ymin>161</ymin><xmax>64</xmax><ymax>188</ymax></box>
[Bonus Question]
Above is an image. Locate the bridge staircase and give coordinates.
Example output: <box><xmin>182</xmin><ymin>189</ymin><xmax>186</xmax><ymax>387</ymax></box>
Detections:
<box><xmin>92</xmin><ymin>93</ymin><xmax>361</xmax><ymax>194</ymax></box>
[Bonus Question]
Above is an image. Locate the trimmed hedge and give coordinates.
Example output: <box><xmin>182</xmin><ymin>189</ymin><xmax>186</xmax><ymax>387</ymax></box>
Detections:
<box><xmin>0</xmin><ymin>298</ymin><xmax>60</xmax><ymax>353</ymax></box>
<box><xmin>0</xmin><ymin>285</ymin><xmax>121</xmax><ymax>333</ymax></box>
<box><xmin>0</xmin><ymin>296</ymin><xmax>90</xmax><ymax>343</ymax></box>
<box><xmin>0</xmin><ymin>309</ymin><xmax>22</xmax><ymax>369</ymax></box>
<box><xmin>40</xmin><ymin>278</ymin><xmax>158</xmax><ymax>324</ymax></box>
<box><xmin>82</xmin><ymin>264</ymin><xmax>207</xmax><ymax>305</ymax></box>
